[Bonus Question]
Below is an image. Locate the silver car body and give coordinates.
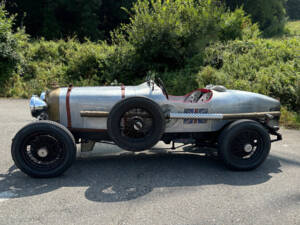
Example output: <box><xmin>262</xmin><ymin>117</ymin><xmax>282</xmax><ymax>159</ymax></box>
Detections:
<box><xmin>37</xmin><ymin>82</ymin><xmax>280</xmax><ymax>133</ymax></box>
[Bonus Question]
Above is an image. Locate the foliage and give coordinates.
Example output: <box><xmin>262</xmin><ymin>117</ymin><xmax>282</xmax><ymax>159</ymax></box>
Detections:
<box><xmin>5</xmin><ymin>0</ymin><xmax>104</xmax><ymax>41</ymax></box>
<box><xmin>218</xmin><ymin>8</ymin><xmax>260</xmax><ymax>41</ymax></box>
<box><xmin>98</xmin><ymin>0</ymin><xmax>137</xmax><ymax>39</ymax></box>
<box><xmin>3</xmin><ymin>36</ymin><xmax>299</xmax><ymax>112</ymax></box>
<box><xmin>3</xmin><ymin>39</ymin><xmax>118</xmax><ymax>97</ymax></box>
<box><xmin>225</xmin><ymin>0</ymin><xmax>287</xmax><ymax>37</ymax></box>
<box><xmin>5</xmin><ymin>0</ymin><xmax>136</xmax><ymax>41</ymax></box>
<box><xmin>286</xmin><ymin>20</ymin><xmax>300</xmax><ymax>36</ymax></box>
<box><xmin>280</xmin><ymin>107</ymin><xmax>300</xmax><ymax>129</ymax></box>
<box><xmin>159</xmin><ymin>68</ymin><xmax>199</xmax><ymax>95</ymax></box>
<box><xmin>4</xmin><ymin>0</ymin><xmax>291</xmax><ymax>40</ymax></box>
<box><xmin>1</xmin><ymin>1</ymin><xmax>299</xmax><ymax>127</ymax></box>
<box><xmin>0</xmin><ymin>4</ymin><xmax>27</xmax><ymax>91</ymax></box>
<box><xmin>286</xmin><ymin>0</ymin><xmax>300</xmax><ymax>20</ymax></box>
<box><xmin>200</xmin><ymin>38</ymin><xmax>300</xmax><ymax>111</ymax></box>
<box><xmin>110</xmin><ymin>0</ymin><xmax>259</xmax><ymax>82</ymax></box>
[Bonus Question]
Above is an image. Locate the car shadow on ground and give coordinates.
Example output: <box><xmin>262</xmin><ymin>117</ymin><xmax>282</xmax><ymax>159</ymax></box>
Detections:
<box><xmin>0</xmin><ymin>152</ymin><xmax>282</xmax><ymax>203</ymax></box>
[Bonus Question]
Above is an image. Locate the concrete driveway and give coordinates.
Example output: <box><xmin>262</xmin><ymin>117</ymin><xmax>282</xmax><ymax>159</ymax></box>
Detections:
<box><xmin>0</xmin><ymin>99</ymin><xmax>299</xmax><ymax>225</ymax></box>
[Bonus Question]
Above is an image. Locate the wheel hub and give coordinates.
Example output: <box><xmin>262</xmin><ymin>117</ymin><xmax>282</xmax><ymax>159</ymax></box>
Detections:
<box><xmin>120</xmin><ymin>109</ymin><xmax>153</xmax><ymax>139</ymax></box>
<box><xmin>244</xmin><ymin>144</ymin><xmax>253</xmax><ymax>153</ymax></box>
<box><xmin>37</xmin><ymin>147</ymin><xmax>48</xmax><ymax>158</ymax></box>
<box><xmin>133</xmin><ymin>118</ymin><xmax>143</xmax><ymax>131</ymax></box>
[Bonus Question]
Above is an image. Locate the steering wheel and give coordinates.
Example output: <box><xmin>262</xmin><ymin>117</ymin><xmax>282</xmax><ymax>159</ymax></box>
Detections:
<box><xmin>155</xmin><ymin>77</ymin><xmax>169</xmax><ymax>99</ymax></box>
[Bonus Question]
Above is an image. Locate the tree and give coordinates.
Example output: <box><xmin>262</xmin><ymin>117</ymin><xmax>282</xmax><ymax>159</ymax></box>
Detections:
<box><xmin>286</xmin><ymin>0</ymin><xmax>300</xmax><ymax>20</ymax></box>
<box><xmin>225</xmin><ymin>0</ymin><xmax>287</xmax><ymax>37</ymax></box>
<box><xmin>5</xmin><ymin>0</ymin><xmax>137</xmax><ymax>41</ymax></box>
<box><xmin>5</xmin><ymin>0</ymin><xmax>103</xmax><ymax>41</ymax></box>
<box><xmin>98</xmin><ymin>0</ymin><xmax>136</xmax><ymax>40</ymax></box>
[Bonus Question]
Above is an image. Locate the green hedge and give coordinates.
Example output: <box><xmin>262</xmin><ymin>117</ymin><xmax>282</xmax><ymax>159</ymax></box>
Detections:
<box><xmin>3</xmin><ymin>39</ymin><xmax>116</xmax><ymax>97</ymax></box>
<box><xmin>198</xmin><ymin>38</ymin><xmax>300</xmax><ymax>112</ymax></box>
<box><xmin>0</xmin><ymin>5</ymin><xmax>26</xmax><ymax>91</ymax></box>
<box><xmin>4</xmin><ymin>37</ymin><xmax>299</xmax><ymax>111</ymax></box>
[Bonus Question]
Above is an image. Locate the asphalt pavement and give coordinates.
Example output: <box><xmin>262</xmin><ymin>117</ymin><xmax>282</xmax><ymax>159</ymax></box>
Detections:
<box><xmin>0</xmin><ymin>98</ymin><xmax>299</xmax><ymax>225</ymax></box>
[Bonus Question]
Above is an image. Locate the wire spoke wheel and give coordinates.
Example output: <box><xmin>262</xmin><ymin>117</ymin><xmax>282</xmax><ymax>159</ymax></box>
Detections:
<box><xmin>12</xmin><ymin>121</ymin><xmax>76</xmax><ymax>178</ymax></box>
<box><xmin>107</xmin><ymin>97</ymin><xmax>165</xmax><ymax>151</ymax></box>
<box><xmin>21</xmin><ymin>133</ymin><xmax>66</xmax><ymax>171</ymax></box>
<box><xmin>120</xmin><ymin>108</ymin><xmax>154</xmax><ymax>139</ymax></box>
<box><xmin>230</xmin><ymin>130</ymin><xmax>263</xmax><ymax>160</ymax></box>
<box><xmin>218</xmin><ymin>120</ymin><xmax>271</xmax><ymax>170</ymax></box>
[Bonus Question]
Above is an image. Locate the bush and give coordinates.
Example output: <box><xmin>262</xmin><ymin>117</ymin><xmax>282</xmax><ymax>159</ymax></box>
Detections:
<box><xmin>160</xmin><ymin>68</ymin><xmax>199</xmax><ymax>95</ymax></box>
<box><xmin>200</xmin><ymin>38</ymin><xmax>300</xmax><ymax>111</ymax></box>
<box><xmin>280</xmin><ymin>107</ymin><xmax>300</xmax><ymax>129</ymax></box>
<box><xmin>286</xmin><ymin>21</ymin><xmax>300</xmax><ymax>36</ymax></box>
<box><xmin>3</xmin><ymin>39</ymin><xmax>117</xmax><ymax>97</ymax></box>
<box><xmin>219</xmin><ymin>8</ymin><xmax>261</xmax><ymax>41</ymax></box>
<box><xmin>110</xmin><ymin>0</ymin><xmax>259</xmax><ymax>82</ymax></box>
<box><xmin>0</xmin><ymin>4</ymin><xmax>26</xmax><ymax>91</ymax></box>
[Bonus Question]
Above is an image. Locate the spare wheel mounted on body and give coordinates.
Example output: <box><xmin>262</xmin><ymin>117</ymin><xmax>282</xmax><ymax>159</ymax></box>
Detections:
<box><xmin>107</xmin><ymin>97</ymin><xmax>166</xmax><ymax>151</ymax></box>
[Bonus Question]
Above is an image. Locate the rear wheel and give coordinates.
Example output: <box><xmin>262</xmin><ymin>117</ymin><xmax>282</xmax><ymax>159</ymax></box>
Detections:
<box><xmin>107</xmin><ymin>97</ymin><xmax>166</xmax><ymax>151</ymax></box>
<box><xmin>218</xmin><ymin>120</ymin><xmax>271</xmax><ymax>170</ymax></box>
<box><xmin>11</xmin><ymin>121</ymin><xmax>76</xmax><ymax>178</ymax></box>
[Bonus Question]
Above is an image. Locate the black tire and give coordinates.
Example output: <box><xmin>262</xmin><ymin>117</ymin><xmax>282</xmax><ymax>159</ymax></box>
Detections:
<box><xmin>218</xmin><ymin>120</ymin><xmax>271</xmax><ymax>171</ymax></box>
<box><xmin>107</xmin><ymin>97</ymin><xmax>166</xmax><ymax>151</ymax></box>
<box><xmin>11</xmin><ymin>121</ymin><xmax>76</xmax><ymax>178</ymax></box>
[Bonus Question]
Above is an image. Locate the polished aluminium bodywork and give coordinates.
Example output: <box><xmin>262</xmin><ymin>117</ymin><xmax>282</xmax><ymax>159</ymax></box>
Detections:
<box><xmin>30</xmin><ymin>81</ymin><xmax>281</xmax><ymax>134</ymax></box>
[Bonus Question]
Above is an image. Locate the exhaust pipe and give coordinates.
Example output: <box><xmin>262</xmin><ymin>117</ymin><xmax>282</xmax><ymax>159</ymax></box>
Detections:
<box><xmin>80</xmin><ymin>110</ymin><xmax>281</xmax><ymax>120</ymax></box>
<box><xmin>168</xmin><ymin>111</ymin><xmax>281</xmax><ymax>120</ymax></box>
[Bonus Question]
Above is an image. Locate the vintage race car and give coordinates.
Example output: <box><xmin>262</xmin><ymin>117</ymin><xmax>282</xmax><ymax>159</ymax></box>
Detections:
<box><xmin>12</xmin><ymin>77</ymin><xmax>282</xmax><ymax>177</ymax></box>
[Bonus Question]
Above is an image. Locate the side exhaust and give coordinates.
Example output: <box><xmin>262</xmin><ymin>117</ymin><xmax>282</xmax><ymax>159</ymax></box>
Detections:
<box><xmin>168</xmin><ymin>111</ymin><xmax>281</xmax><ymax>120</ymax></box>
<box><xmin>80</xmin><ymin>110</ymin><xmax>281</xmax><ymax>120</ymax></box>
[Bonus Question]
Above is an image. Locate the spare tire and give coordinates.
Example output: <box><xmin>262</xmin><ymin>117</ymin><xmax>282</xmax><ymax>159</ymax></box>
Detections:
<box><xmin>107</xmin><ymin>97</ymin><xmax>166</xmax><ymax>151</ymax></box>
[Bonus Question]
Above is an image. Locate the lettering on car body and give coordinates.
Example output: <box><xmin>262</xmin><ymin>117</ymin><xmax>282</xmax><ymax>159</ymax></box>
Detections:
<box><xmin>184</xmin><ymin>108</ymin><xmax>208</xmax><ymax>124</ymax></box>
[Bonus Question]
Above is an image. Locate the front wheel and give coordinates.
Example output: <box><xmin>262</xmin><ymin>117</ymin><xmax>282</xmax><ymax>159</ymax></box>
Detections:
<box><xmin>11</xmin><ymin>121</ymin><xmax>76</xmax><ymax>178</ymax></box>
<box><xmin>218</xmin><ymin>120</ymin><xmax>271</xmax><ymax>171</ymax></box>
